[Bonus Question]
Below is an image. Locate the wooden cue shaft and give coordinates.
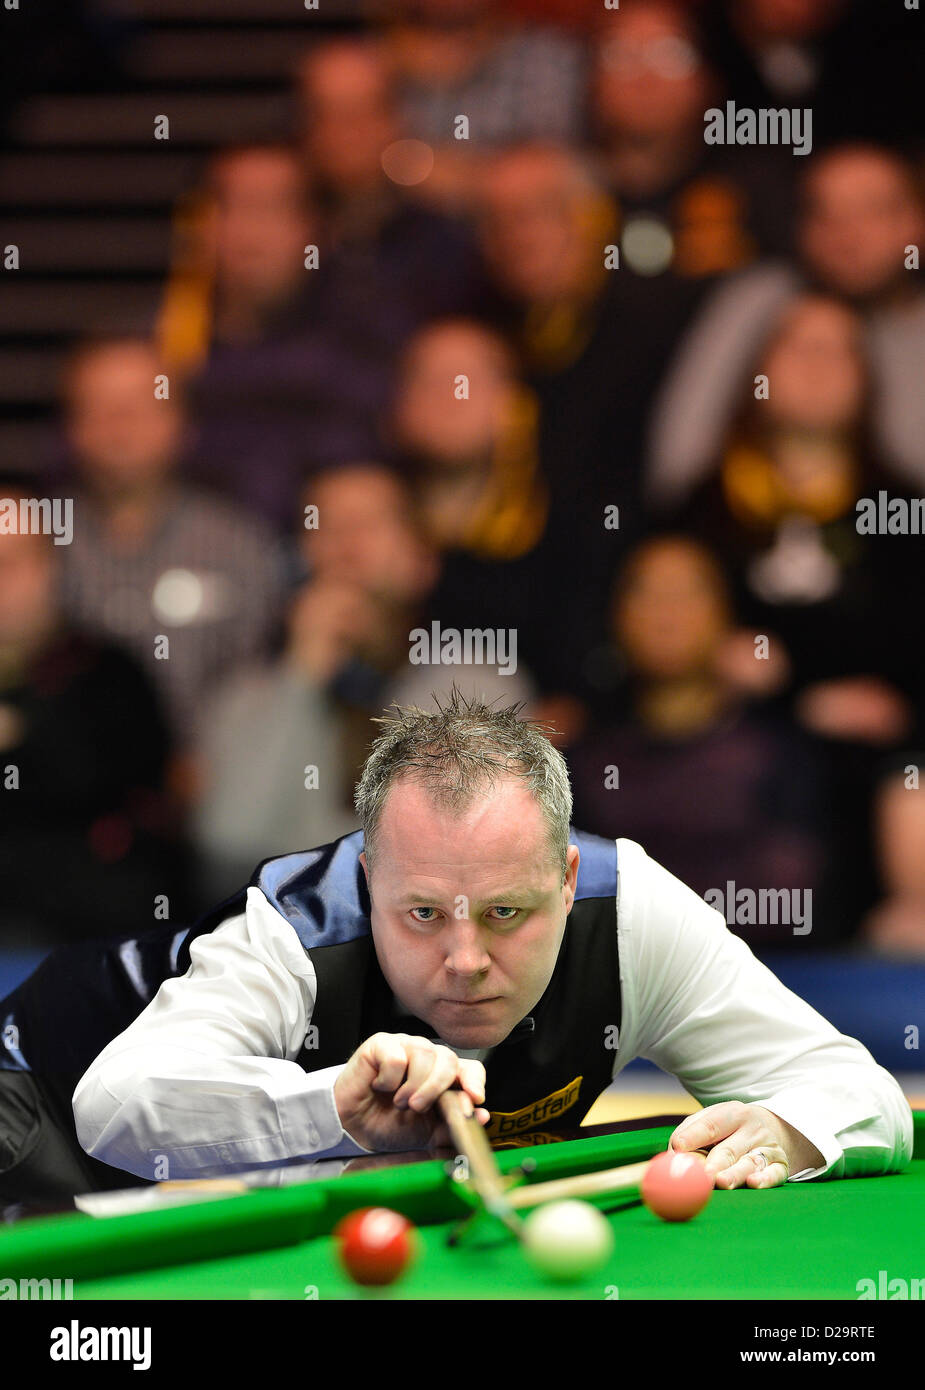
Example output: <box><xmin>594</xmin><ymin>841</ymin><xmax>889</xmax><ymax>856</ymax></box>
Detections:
<box><xmin>506</xmin><ymin>1161</ymin><xmax>649</xmax><ymax>1209</ymax></box>
<box><xmin>438</xmin><ymin>1090</ymin><xmax>523</xmax><ymax>1233</ymax></box>
<box><xmin>506</xmin><ymin>1147</ymin><xmax>712</xmax><ymax>1211</ymax></box>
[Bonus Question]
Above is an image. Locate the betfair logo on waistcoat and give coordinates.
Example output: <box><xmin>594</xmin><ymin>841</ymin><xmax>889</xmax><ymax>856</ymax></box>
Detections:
<box><xmin>485</xmin><ymin>1077</ymin><xmax>582</xmax><ymax>1139</ymax></box>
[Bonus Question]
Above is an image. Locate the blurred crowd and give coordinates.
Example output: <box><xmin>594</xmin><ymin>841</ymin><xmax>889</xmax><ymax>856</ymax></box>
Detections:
<box><xmin>2</xmin><ymin>0</ymin><xmax>925</xmax><ymax>959</ymax></box>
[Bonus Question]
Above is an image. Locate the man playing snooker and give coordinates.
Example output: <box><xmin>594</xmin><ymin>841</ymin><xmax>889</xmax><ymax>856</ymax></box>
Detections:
<box><xmin>0</xmin><ymin>690</ymin><xmax>910</xmax><ymax>1200</ymax></box>
<box><xmin>60</xmin><ymin>690</ymin><xmax>911</xmax><ymax>1194</ymax></box>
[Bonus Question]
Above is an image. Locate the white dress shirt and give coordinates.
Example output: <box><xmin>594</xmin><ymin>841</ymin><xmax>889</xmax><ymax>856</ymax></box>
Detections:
<box><xmin>72</xmin><ymin>838</ymin><xmax>913</xmax><ymax>1182</ymax></box>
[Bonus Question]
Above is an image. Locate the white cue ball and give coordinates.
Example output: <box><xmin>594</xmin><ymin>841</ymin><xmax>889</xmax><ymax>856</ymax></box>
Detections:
<box><xmin>523</xmin><ymin>1199</ymin><xmax>615</xmax><ymax>1281</ymax></box>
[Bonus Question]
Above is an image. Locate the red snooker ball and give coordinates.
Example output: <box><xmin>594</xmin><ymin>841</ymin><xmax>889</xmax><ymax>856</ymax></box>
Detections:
<box><xmin>335</xmin><ymin>1207</ymin><xmax>416</xmax><ymax>1286</ymax></box>
<box><xmin>641</xmin><ymin>1151</ymin><xmax>714</xmax><ymax>1222</ymax></box>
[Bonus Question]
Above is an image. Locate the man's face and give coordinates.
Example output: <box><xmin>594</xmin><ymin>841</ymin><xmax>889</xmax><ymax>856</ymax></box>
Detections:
<box><xmin>65</xmin><ymin>345</ymin><xmax>183</xmax><ymax>493</ymax></box>
<box><xmin>393</xmin><ymin>325</ymin><xmax>511</xmax><ymax>464</ymax></box>
<box><xmin>799</xmin><ymin>151</ymin><xmax>924</xmax><ymax>299</ymax></box>
<box><xmin>479</xmin><ymin>151</ymin><xmax>598</xmax><ymax>305</ymax></box>
<box><xmin>361</xmin><ymin>775</ymin><xmax>579</xmax><ymax>1049</ymax></box>
<box><xmin>594</xmin><ymin>3</ymin><xmax>711</xmax><ymax>142</ymax></box>
<box><xmin>209</xmin><ymin>150</ymin><xmax>311</xmax><ymax>303</ymax></box>
<box><xmin>299</xmin><ymin>45</ymin><xmax>398</xmax><ymax>194</ymax></box>
<box><xmin>301</xmin><ymin>467</ymin><xmax>434</xmax><ymax>603</ymax></box>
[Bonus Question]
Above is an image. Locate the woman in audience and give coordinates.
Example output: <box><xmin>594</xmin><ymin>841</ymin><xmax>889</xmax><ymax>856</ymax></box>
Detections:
<box><xmin>569</xmin><ymin>534</ymin><xmax>827</xmax><ymax>950</ymax></box>
<box><xmin>674</xmin><ymin>294</ymin><xmax>924</xmax><ymax>937</ymax></box>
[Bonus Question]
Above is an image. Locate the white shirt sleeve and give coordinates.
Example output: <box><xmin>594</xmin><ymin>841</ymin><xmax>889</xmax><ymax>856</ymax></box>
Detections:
<box><xmin>72</xmin><ymin>886</ymin><xmax>372</xmax><ymax>1180</ymax></box>
<box><xmin>612</xmin><ymin>839</ymin><xmax>914</xmax><ymax>1180</ymax></box>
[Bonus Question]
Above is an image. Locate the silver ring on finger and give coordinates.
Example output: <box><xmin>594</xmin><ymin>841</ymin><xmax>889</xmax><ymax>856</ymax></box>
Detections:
<box><xmin>753</xmin><ymin>1150</ymin><xmax>769</xmax><ymax>1171</ymax></box>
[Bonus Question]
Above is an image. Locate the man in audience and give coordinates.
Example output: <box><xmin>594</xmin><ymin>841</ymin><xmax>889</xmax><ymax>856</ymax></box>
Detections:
<box><xmin>388</xmin><ymin>316</ymin><xmax>586</xmax><ymax>731</ymax></box>
<box><xmin>0</xmin><ymin>473</ymin><xmax>186</xmax><ymax>945</ymax></box>
<box><xmin>296</xmin><ymin>36</ymin><xmax>484</xmax><ymax>325</ymax></box>
<box><xmin>54</xmin><ymin>337</ymin><xmax>283</xmax><ymax>747</ymax></box>
<box><xmin>384</xmin><ymin>0</ymin><xmax>586</xmax><ymax>208</ymax></box>
<box><xmin>159</xmin><ymin>142</ymin><xmax>399</xmax><ymax>531</ymax></box>
<box><xmin>191</xmin><ymin>454</ymin><xmax>544</xmax><ymax>903</ymax></box>
<box><xmin>592</xmin><ymin>0</ymin><xmax>796</xmax><ymax>279</ymax></box>
<box><xmin>475</xmin><ymin>142</ymin><xmax>701</xmax><ymax>713</ymax></box>
<box><xmin>191</xmin><ymin>465</ymin><xmax>433</xmax><ymax>901</ymax></box>
<box><xmin>705</xmin><ymin>0</ymin><xmax>921</xmax><ymax>146</ymax></box>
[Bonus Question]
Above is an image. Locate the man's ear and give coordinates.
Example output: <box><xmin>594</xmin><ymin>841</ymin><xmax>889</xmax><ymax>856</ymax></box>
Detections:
<box><xmin>564</xmin><ymin>844</ymin><xmax>580</xmax><ymax>913</ymax></box>
<box><xmin>359</xmin><ymin>850</ymin><xmax>370</xmax><ymax>886</ymax></box>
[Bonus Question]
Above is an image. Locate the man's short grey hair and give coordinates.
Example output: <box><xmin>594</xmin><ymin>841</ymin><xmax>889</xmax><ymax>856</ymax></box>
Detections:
<box><xmin>354</xmin><ymin>687</ymin><xmax>573</xmax><ymax>880</ymax></box>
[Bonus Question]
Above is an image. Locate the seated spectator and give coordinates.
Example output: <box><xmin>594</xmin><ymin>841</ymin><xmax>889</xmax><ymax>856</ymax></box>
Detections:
<box><xmin>157</xmin><ymin>142</ymin><xmax>399</xmax><ymax>531</ymax></box>
<box><xmin>191</xmin><ymin>461</ymin><xmax>501</xmax><ymax>897</ymax></box>
<box><xmin>861</xmin><ymin>764</ymin><xmax>925</xmax><ymax>959</ymax></box>
<box><xmin>52</xmin><ymin>337</ymin><xmax>284</xmax><ymax>748</ymax></box>
<box><xmin>476</xmin><ymin>140</ymin><xmax>701</xmax><ymax>485</ymax></box>
<box><xmin>388</xmin><ymin>317</ymin><xmax>586</xmax><ymax>733</ymax></box>
<box><xmin>382</xmin><ymin>0</ymin><xmax>586</xmax><ymax>208</ymax></box>
<box><xmin>295</xmin><ymin>36</ymin><xmax>484</xmax><ymax>325</ymax></box>
<box><xmin>674</xmin><ymin>295</ymin><xmax>924</xmax><ymax>939</ymax></box>
<box><xmin>647</xmin><ymin>143</ymin><xmax>925</xmax><ymax>506</ymax></box>
<box><xmin>704</xmin><ymin>0</ymin><xmax>921</xmax><ymax>146</ymax></box>
<box><xmin>568</xmin><ymin>534</ymin><xmax>826</xmax><ymax>951</ymax></box>
<box><xmin>191</xmin><ymin>459</ymin><xmax>543</xmax><ymax>902</ymax></box>
<box><xmin>677</xmin><ymin>294</ymin><xmax>920</xmax><ymax>739</ymax></box>
<box><xmin>0</xmin><ymin>475</ymin><xmax>187</xmax><ymax>945</ymax></box>
<box><xmin>390</xmin><ymin>318</ymin><xmax>548</xmax><ymax>558</ymax></box>
<box><xmin>474</xmin><ymin>143</ymin><xmax>702</xmax><ymax>704</ymax></box>
<box><xmin>592</xmin><ymin>0</ymin><xmax>796</xmax><ymax>279</ymax></box>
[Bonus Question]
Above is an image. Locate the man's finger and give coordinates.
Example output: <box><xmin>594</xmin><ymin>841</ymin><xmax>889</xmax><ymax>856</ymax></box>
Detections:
<box><xmin>746</xmin><ymin>1160</ymin><xmax>789</xmax><ymax>1190</ymax></box>
<box><xmin>365</xmin><ymin>1034</ymin><xmax>413</xmax><ymax>1093</ymax></box>
<box><xmin>404</xmin><ymin>1046</ymin><xmax>463</xmax><ymax>1112</ymax></box>
<box><xmin>701</xmin><ymin>1141</ymin><xmax>751</xmax><ymax>1180</ymax></box>
<box><xmin>457</xmin><ymin>1057</ymin><xmax>487</xmax><ymax>1107</ymax></box>
<box><xmin>392</xmin><ymin>1042</ymin><xmax>443</xmax><ymax>1108</ymax></box>
<box><xmin>670</xmin><ymin>1101</ymin><xmax>748</xmax><ymax>1154</ymax></box>
<box><xmin>715</xmin><ymin>1146</ymin><xmax>789</xmax><ymax>1189</ymax></box>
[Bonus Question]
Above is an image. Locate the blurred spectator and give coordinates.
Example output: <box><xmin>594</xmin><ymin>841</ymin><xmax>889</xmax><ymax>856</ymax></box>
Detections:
<box><xmin>0</xmin><ymin>475</ymin><xmax>187</xmax><ymax>945</ymax></box>
<box><xmin>390</xmin><ymin>318</ymin><xmax>548</xmax><ymax>556</ymax></box>
<box><xmin>475</xmin><ymin>143</ymin><xmax>702</xmax><ymax>703</ymax></box>
<box><xmin>568</xmin><ymin>534</ymin><xmax>826</xmax><ymax>949</ymax></box>
<box><xmin>157</xmin><ymin>142</ymin><xmax>398</xmax><ymax>531</ymax></box>
<box><xmin>862</xmin><ymin>765</ymin><xmax>925</xmax><ymax>958</ymax></box>
<box><xmin>647</xmin><ymin>143</ymin><xmax>925</xmax><ymax>506</ymax></box>
<box><xmin>707</xmin><ymin>0</ymin><xmax>851</xmax><ymax>119</ymax></box>
<box><xmin>676</xmin><ymin>294</ymin><xmax>920</xmax><ymax>732</ymax></box>
<box><xmin>387</xmin><ymin>317</ymin><xmax>586</xmax><ymax>729</ymax></box>
<box><xmin>703</xmin><ymin>0</ymin><xmax>925</xmax><ymax>146</ymax></box>
<box><xmin>674</xmin><ymin>295</ymin><xmax>924</xmax><ymax>938</ymax></box>
<box><xmin>160</xmin><ymin>143</ymin><xmax>316</xmax><ymax>363</ymax></box>
<box><xmin>382</xmin><ymin>0</ymin><xmax>586</xmax><ymax>208</ymax></box>
<box><xmin>190</xmin><ymin>463</ymin><xmax>534</xmax><ymax>900</ymax></box>
<box><xmin>592</xmin><ymin>0</ymin><xmax>796</xmax><ymax>278</ymax></box>
<box><xmin>295</xmin><ymin>36</ymin><xmax>484</xmax><ymax>323</ymax></box>
<box><xmin>53</xmin><ymin>337</ymin><xmax>284</xmax><ymax>747</ymax></box>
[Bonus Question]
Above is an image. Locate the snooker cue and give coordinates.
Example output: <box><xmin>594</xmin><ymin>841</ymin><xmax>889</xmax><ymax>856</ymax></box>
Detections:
<box><xmin>505</xmin><ymin>1148</ymin><xmax>712</xmax><ymax>1211</ymax></box>
<box><xmin>438</xmin><ymin>1089</ymin><xmax>525</xmax><ymax>1239</ymax></box>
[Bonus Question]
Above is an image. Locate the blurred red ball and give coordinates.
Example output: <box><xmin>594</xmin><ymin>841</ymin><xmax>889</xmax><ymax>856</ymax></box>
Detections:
<box><xmin>335</xmin><ymin>1206</ymin><xmax>416</xmax><ymax>1286</ymax></box>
